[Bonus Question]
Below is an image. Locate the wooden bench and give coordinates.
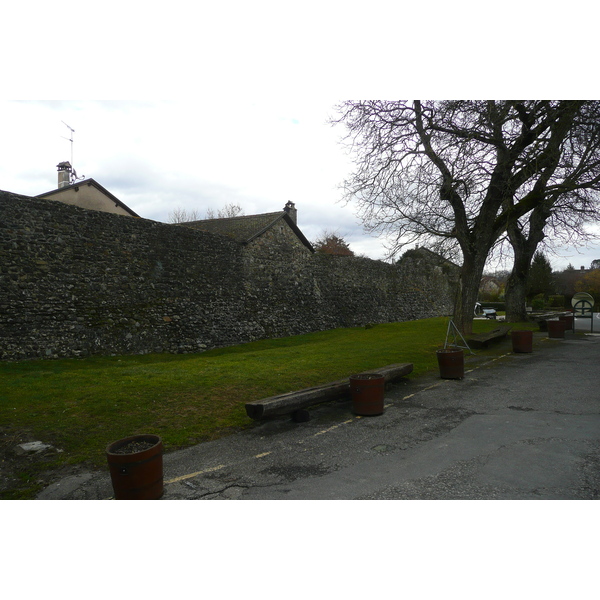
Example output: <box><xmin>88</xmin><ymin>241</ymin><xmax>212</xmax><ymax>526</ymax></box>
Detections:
<box><xmin>245</xmin><ymin>362</ymin><xmax>413</xmax><ymax>421</ymax></box>
<box><xmin>465</xmin><ymin>325</ymin><xmax>512</xmax><ymax>349</ymax></box>
<box><xmin>529</xmin><ymin>312</ymin><xmax>570</xmax><ymax>331</ymax></box>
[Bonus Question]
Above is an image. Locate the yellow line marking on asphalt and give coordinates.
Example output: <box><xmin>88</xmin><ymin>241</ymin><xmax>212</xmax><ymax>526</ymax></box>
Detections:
<box><xmin>165</xmin><ymin>464</ymin><xmax>226</xmax><ymax>484</ymax></box>
<box><xmin>165</xmin><ymin>414</ymin><xmax>362</xmax><ymax>486</ymax></box>
<box><xmin>164</xmin><ymin>452</ymin><xmax>273</xmax><ymax>485</ymax></box>
<box><xmin>313</xmin><ymin>419</ymin><xmax>355</xmax><ymax>436</ymax></box>
<box><xmin>253</xmin><ymin>452</ymin><xmax>272</xmax><ymax>459</ymax></box>
<box><xmin>422</xmin><ymin>382</ymin><xmax>442</xmax><ymax>391</ymax></box>
<box><xmin>479</xmin><ymin>352</ymin><xmax>511</xmax><ymax>367</ymax></box>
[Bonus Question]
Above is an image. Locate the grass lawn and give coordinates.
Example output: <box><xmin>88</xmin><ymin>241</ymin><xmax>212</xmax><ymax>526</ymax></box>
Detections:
<box><xmin>0</xmin><ymin>317</ymin><xmax>531</xmax><ymax>498</ymax></box>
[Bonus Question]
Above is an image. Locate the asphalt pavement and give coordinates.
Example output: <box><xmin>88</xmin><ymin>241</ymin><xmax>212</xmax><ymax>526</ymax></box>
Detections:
<box><xmin>37</xmin><ymin>320</ymin><xmax>600</xmax><ymax>500</ymax></box>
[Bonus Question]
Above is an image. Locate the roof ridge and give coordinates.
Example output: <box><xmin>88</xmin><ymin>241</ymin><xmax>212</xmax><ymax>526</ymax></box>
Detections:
<box><xmin>35</xmin><ymin>178</ymin><xmax>140</xmax><ymax>218</ymax></box>
<box><xmin>188</xmin><ymin>211</ymin><xmax>283</xmax><ymax>225</ymax></box>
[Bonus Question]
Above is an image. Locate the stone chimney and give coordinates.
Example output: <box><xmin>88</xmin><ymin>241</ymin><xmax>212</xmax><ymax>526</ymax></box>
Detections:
<box><xmin>57</xmin><ymin>161</ymin><xmax>72</xmax><ymax>188</ymax></box>
<box><xmin>283</xmin><ymin>200</ymin><xmax>297</xmax><ymax>224</ymax></box>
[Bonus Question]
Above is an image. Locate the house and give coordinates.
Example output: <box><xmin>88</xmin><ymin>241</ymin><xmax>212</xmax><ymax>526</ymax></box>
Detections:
<box><xmin>35</xmin><ymin>162</ymin><xmax>140</xmax><ymax>218</ymax></box>
<box><xmin>184</xmin><ymin>201</ymin><xmax>314</xmax><ymax>253</ymax></box>
<box><xmin>479</xmin><ymin>275</ymin><xmax>503</xmax><ymax>297</ymax></box>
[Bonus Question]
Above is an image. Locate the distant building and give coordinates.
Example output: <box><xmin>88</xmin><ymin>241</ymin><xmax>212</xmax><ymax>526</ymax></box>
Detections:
<box><xmin>36</xmin><ymin>162</ymin><xmax>140</xmax><ymax>218</ymax></box>
<box><xmin>479</xmin><ymin>276</ymin><xmax>503</xmax><ymax>297</ymax></box>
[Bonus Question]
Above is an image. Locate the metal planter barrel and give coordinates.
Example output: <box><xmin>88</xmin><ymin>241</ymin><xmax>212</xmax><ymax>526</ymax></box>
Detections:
<box><xmin>349</xmin><ymin>373</ymin><xmax>385</xmax><ymax>416</ymax></box>
<box><xmin>511</xmin><ymin>330</ymin><xmax>533</xmax><ymax>353</ymax></box>
<box><xmin>106</xmin><ymin>434</ymin><xmax>164</xmax><ymax>500</ymax></box>
<box><xmin>559</xmin><ymin>314</ymin><xmax>574</xmax><ymax>332</ymax></box>
<box><xmin>547</xmin><ymin>319</ymin><xmax>566</xmax><ymax>339</ymax></box>
<box><xmin>436</xmin><ymin>348</ymin><xmax>464</xmax><ymax>379</ymax></box>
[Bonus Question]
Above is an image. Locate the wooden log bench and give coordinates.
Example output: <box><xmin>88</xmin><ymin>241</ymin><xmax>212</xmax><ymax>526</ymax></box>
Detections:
<box><xmin>528</xmin><ymin>312</ymin><xmax>570</xmax><ymax>332</ymax></box>
<box><xmin>465</xmin><ymin>325</ymin><xmax>512</xmax><ymax>349</ymax></box>
<box><xmin>245</xmin><ymin>362</ymin><xmax>413</xmax><ymax>421</ymax></box>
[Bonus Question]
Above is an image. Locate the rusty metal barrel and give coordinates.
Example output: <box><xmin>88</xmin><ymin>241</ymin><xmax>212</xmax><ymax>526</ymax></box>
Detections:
<box><xmin>349</xmin><ymin>373</ymin><xmax>385</xmax><ymax>416</ymax></box>
<box><xmin>106</xmin><ymin>434</ymin><xmax>163</xmax><ymax>500</ymax></box>
<box><xmin>547</xmin><ymin>320</ymin><xmax>566</xmax><ymax>339</ymax></box>
<box><xmin>559</xmin><ymin>314</ymin><xmax>574</xmax><ymax>332</ymax></box>
<box><xmin>511</xmin><ymin>330</ymin><xmax>533</xmax><ymax>353</ymax></box>
<box><xmin>436</xmin><ymin>348</ymin><xmax>464</xmax><ymax>379</ymax></box>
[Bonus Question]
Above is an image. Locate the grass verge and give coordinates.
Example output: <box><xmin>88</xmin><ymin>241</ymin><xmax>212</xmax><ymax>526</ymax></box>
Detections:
<box><xmin>0</xmin><ymin>317</ymin><xmax>530</xmax><ymax>498</ymax></box>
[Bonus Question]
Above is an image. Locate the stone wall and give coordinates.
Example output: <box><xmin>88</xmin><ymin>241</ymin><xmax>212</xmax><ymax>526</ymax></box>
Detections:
<box><xmin>0</xmin><ymin>191</ymin><xmax>457</xmax><ymax>360</ymax></box>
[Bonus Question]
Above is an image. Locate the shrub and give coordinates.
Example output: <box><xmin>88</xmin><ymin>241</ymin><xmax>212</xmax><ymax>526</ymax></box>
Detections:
<box><xmin>531</xmin><ymin>295</ymin><xmax>545</xmax><ymax>310</ymax></box>
<box><xmin>548</xmin><ymin>295</ymin><xmax>565</xmax><ymax>308</ymax></box>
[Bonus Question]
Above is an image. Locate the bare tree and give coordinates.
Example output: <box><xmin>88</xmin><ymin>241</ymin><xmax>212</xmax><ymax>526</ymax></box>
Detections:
<box><xmin>169</xmin><ymin>203</ymin><xmax>244</xmax><ymax>223</ymax></box>
<box><xmin>505</xmin><ymin>195</ymin><xmax>600</xmax><ymax>320</ymax></box>
<box><xmin>168</xmin><ymin>206</ymin><xmax>202</xmax><ymax>223</ymax></box>
<box><xmin>205</xmin><ymin>203</ymin><xmax>244</xmax><ymax>219</ymax></box>
<box><xmin>503</xmin><ymin>102</ymin><xmax>600</xmax><ymax>320</ymax></box>
<box><xmin>333</xmin><ymin>101</ymin><xmax>596</xmax><ymax>334</ymax></box>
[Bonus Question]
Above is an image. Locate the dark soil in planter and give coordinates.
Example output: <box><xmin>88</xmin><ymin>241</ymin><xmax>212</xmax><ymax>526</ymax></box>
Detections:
<box><xmin>112</xmin><ymin>440</ymin><xmax>156</xmax><ymax>455</ymax></box>
<box><xmin>351</xmin><ymin>373</ymin><xmax>383</xmax><ymax>380</ymax></box>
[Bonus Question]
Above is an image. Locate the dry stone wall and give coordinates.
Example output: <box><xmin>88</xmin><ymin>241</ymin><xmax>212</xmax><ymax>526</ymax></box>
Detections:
<box><xmin>0</xmin><ymin>191</ymin><xmax>457</xmax><ymax>360</ymax></box>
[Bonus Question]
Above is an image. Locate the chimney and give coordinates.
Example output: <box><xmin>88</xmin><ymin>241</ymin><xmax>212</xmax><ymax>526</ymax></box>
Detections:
<box><xmin>283</xmin><ymin>200</ymin><xmax>297</xmax><ymax>224</ymax></box>
<box><xmin>57</xmin><ymin>161</ymin><xmax>72</xmax><ymax>188</ymax></box>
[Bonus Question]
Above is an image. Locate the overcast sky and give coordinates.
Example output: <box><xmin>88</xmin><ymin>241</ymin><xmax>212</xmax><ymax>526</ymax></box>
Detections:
<box><xmin>0</xmin><ymin>99</ymin><xmax>390</xmax><ymax>255</ymax></box>
<box><xmin>2</xmin><ymin>2</ymin><xmax>599</xmax><ymax>271</ymax></box>
<box><xmin>3</xmin><ymin>98</ymin><xmax>599</xmax><ymax>271</ymax></box>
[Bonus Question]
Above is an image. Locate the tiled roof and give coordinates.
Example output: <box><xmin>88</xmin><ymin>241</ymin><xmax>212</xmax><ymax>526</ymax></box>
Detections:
<box><xmin>186</xmin><ymin>212</ymin><xmax>285</xmax><ymax>242</ymax></box>
<box><xmin>185</xmin><ymin>211</ymin><xmax>314</xmax><ymax>251</ymax></box>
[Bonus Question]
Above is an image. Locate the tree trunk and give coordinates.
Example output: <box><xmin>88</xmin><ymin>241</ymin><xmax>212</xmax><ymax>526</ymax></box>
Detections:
<box><xmin>504</xmin><ymin>225</ymin><xmax>530</xmax><ymax>322</ymax></box>
<box><xmin>504</xmin><ymin>268</ymin><xmax>529</xmax><ymax>322</ymax></box>
<box><xmin>453</xmin><ymin>253</ymin><xmax>487</xmax><ymax>335</ymax></box>
<box><xmin>505</xmin><ymin>208</ymin><xmax>548</xmax><ymax>322</ymax></box>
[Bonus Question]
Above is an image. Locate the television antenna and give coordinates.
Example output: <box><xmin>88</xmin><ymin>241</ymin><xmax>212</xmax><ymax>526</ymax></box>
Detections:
<box><xmin>61</xmin><ymin>121</ymin><xmax>75</xmax><ymax>165</ymax></box>
<box><xmin>60</xmin><ymin>121</ymin><xmax>83</xmax><ymax>182</ymax></box>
